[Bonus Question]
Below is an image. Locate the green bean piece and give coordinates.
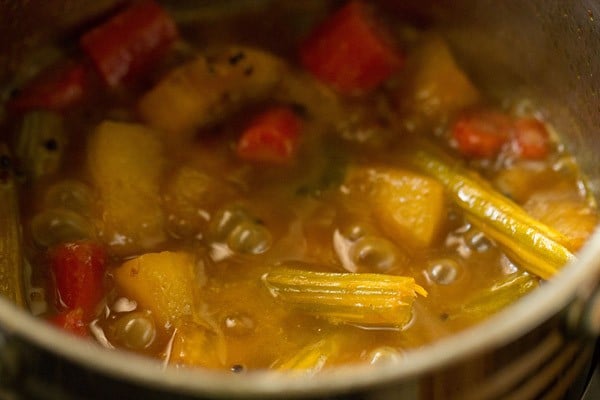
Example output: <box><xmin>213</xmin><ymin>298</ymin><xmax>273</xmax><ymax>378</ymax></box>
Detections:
<box><xmin>459</xmin><ymin>272</ymin><xmax>539</xmax><ymax>320</ymax></box>
<box><xmin>0</xmin><ymin>144</ymin><xmax>24</xmax><ymax>306</ymax></box>
<box><xmin>262</xmin><ymin>266</ymin><xmax>427</xmax><ymax>328</ymax></box>
<box><xmin>409</xmin><ymin>150</ymin><xmax>576</xmax><ymax>280</ymax></box>
<box><xmin>15</xmin><ymin>111</ymin><xmax>66</xmax><ymax>180</ymax></box>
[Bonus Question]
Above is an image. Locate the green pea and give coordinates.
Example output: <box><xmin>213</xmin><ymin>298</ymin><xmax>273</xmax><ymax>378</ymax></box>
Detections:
<box><xmin>43</xmin><ymin>180</ymin><xmax>94</xmax><ymax>217</ymax></box>
<box><xmin>30</xmin><ymin>208</ymin><xmax>95</xmax><ymax>247</ymax></box>
<box><xmin>113</xmin><ymin>311</ymin><xmax>156</xmax><ymax>351</ymax></box>
<box><xmin>210</xmin><ymin>206</ymin><xmax>252</xmax><ymax>242</ymax></box>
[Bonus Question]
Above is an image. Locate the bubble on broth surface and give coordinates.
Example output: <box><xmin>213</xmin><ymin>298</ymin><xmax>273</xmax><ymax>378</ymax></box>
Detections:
<box><xmin>427</xmin><ymin>258</ymin><xmax>460</xmax><ymax>285</ymax></box>
<box><xmin>227</xmin><ymin>221</ymin><xmax>272</xmax><ymax>255</ymax></box>
<box><xmin>350</xmin><ymin>235</ymin><xmax>408</xmax><ymax>273</ymax></box>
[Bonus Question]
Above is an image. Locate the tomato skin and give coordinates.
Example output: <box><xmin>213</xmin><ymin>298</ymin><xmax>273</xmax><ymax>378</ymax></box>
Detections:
<box><xmin>8</xmin><ymin>61</ymin><xmax>88</xmax><ymax>112</ymax></box>
<box><xmin>49</xmin><ymin>308</ymin><xmax>89</xmax><ymax>337</ymax></box>
<box><xmin>452</xmin><ymin>111</ymin><xmax>551</xmax><ymax>160</ymax></box>
<box><xmin>80</xmin><ymin>0</ymin><xmax>178</xmax><ymax>87</ymax></box>
<box><xmin>300</xmin><ymin>1</ymin><xmax>402</xmax><ymax>95</ymax></box>
<box><xmin>48</xmin><ymin>240</ymin><xmax>107</xmax><ymax>317</ymax></box>
<box><xmin>451</xmin><ymin>111</ymin><xmax>513</xmax><ymax>159</ymax></box>
<box><xmin>237</xmin><ymin>107</ymin><xmax>302</xmax><ymax>164</ymax></box>
<box><xmin>513</xmin><ymin>118</ymin><xmax>550</xmax><ymax>160</ymax></box>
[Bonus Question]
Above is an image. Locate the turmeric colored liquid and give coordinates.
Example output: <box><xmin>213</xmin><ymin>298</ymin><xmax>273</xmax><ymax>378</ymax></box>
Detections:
<box><xmin>13</xmin><ymin>1</ymin><xmax>597</xmax><ymax>373</ymax></box>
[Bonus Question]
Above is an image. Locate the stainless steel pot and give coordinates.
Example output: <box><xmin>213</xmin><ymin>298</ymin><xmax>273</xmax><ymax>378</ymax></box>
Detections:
<box><xmin>1</xmin><ymin>1</ymin><xmax>600</xmax><ymax>399</ymax></box>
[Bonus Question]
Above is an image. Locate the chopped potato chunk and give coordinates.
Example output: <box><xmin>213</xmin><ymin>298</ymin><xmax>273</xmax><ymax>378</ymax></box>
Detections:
<box><xmin>397</xmin><ymin>35</ymin><xmax>480</xmax><ymax>128</ymax></box>
<box><xmin>524</xmin><ymin>191</ymin><xmax>598</xmax><ymax>251</ymax></box>
<box><xmin>138</xmin><ymin>46</ymin><xmax>285</xmax><ymax>138</ymax></box>
<box><xmin>88</xmin><ymin>121</ymin><xmax>166</xmax><ymax>256</ymax></box>
<box><xmin>493</xmin><ymin>163</ymin><xmax>561</xmax><ymax>203</ymax></box>
<box><xmin>346</xmin><ymin>167</ymin><xmax>447</xmax><ymax>249</ymax></box>
<box><xmin>113</xmin><ymin>251</ymin><xmax>199</xmax><ymax>328</ymax></box>
<box><xmin>168</xmin><ymin>319</ymin><xmax>226</xmax><ymax>369</ymax></box>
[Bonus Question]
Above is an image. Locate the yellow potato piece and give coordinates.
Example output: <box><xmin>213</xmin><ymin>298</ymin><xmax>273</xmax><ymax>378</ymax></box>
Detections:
<box><xmin>398</xmin><ymin>35</ymin><xmax>480</xmax><ymax>126</ymax></box>
<box><xmin>114</xmin><ymin>251</ymin><xmax>198</xmax><ymax>328</ymax></box>
<box><xmin>168</xmin><ymin>319</ymin><xmax>227</xmax><ymax>369</ymax></box>
<box><xmin>347</xmin><ymin>167</ymin><xmax>447</xmax><ymax>249</ymax></box>
<box><xmin>88</xmin><ymin>121</ymin><xmax>166</xmax><ymax>256</ymax></box>
<box><xmin>524</xmin><ymin>191</ymin><xmax>598</xmax><ymax>251</ymax></box>
<box><xmin>138</xmin><ymin>46</ymin><xmax>285</xmax><ymax>138</ymax></box>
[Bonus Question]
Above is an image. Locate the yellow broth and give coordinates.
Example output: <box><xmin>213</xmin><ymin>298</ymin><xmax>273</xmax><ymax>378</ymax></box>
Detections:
<box><xmin>6</xmin><ymin>1</ymin><xmax>597</xmax><ymax>373</ymax></box>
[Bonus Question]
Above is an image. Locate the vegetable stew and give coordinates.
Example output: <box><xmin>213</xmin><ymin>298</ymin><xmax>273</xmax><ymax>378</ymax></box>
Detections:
<box><xmin>3</xmin><ymin>0</ymin><xmax>598</xmax><ymax>374</ymax></box>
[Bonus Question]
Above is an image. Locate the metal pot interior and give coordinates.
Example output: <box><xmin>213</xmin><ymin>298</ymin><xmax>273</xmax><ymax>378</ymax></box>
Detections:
<box><xmin>1</xmin><ymin>0</ymin><xmax>600</xmax><ymax>398</ymax></box>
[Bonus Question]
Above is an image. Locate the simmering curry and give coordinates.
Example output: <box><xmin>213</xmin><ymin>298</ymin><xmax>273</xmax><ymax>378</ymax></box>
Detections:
<box><xmin>3</xmin><ymin>0</ymin><xmax>597</xmax><ymax>373</ymax></box>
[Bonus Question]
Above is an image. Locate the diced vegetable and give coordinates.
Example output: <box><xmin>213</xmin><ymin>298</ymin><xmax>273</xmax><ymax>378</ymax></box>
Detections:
<box><xmin>409</xmin><ymin>149</ymin><xmax>577</xmax><ymax>279</ymax></box>
<box><xmin>209</xmin><ymin>206</ymin><xmax>255</xmax><ymax>242</ymax></box>
<box><xmin>274</xmin><ymin>334</ymin><xmax>341</xmax><ymax>374</ymax></box>
<box><xmin>113</xmin><ymin>251</ymin><xmax>199</xmax><ymax>328</ymax></box>
<box><xmin>524</xmin><ymin>191</ymin><xmax>598</xmax><ymax>251</ymax></box>
<box><xmin>512</xmin><ymin>118</ymin><xmax>551</xmax><ymax>160</ymax></box>
<box><xmin>30</xmin><ymin>208</ymin><xmax>96</xmax><ymax>248</ymax></box>
<box><xmin>300</xmin><ymin>1</ymin><xmax>401</xmax><ymax>95</ymax></box>
<box><xmin>275</xmin><ymin>71</ymin><xmax>345</xmax><ymax>125</ymax></box>
<box><xmin>167</xmin><ymin>319</ymin><xmax>226</xmax><ymax>368</ymax></box>
<box><xmin>49</xmin><ymin>308</ymin><xmax>88</xmax><ymax>337</ymax></box>
<box><xmin>236</xmin><ymin>107</ymin><xmax>303</xmax><ymax>164</ymax></box>
<box><xmin>138</xmin><ymin>47</ymin><xmax>285</xmax><ymax>138</ymax></box>
<box><xmin>87</xmin><ymin>121</ymin><xmax>166</xmax><ymax>256</ymax></box>
<box><xmin>397</xmin><ymin>35</ymin><xmax>480</xmax><ymax>125</ymax></box>
<box><xmin>492</xmin><ymin>163</ymin><xmax>559</xmax><ymax>203</ymax></box>
<box><xmin>345</xmin><ymin>167</ymin><xmax>447</xmax><ymax>248</ymax></box>
<box><xmin>459</xmin><ymin>272</ymin><xmax>539</xmax><ymax>320</ymax></box>
<box><xmin>110</xmin><ymin>311</ymin><xmax>157</xmax><ymax>351</ymax></box>
<box><xmin>8</xmin><ymin>61</ymin><xmax>88</xmax><ymax>112</ymax></box>
<box><xmin>300</xmin><ymin>1</ymin><xmax>402</xmax><ymax>95</ymax></box>
<box><xmin>227</xmin><ymin>221</ymin><xmax>272</xmax><ymax>255</ymax></box>
<box><xmin>452</xmin><ymin>112</ymin><xmax>552</xmax><ymax>161</ymax></box>
<box><xmin>48</xmin><ymin>240</ymin><xmax>106</xmax><ymax>317</ymax></box>
<box><xmin>0</xmin><ymin>145</ymin><xmax>24</xmax><ymax>306</ymax></box>
<box><xmin>15</xmin><ymin>111</ymin><xmax>66</xmax><ymax>180</ymax></box>
<box><xmin>43</xmin><ymin>180</ymin><xmax>94</xmax><ymax>217</ymax></box>
<box><xmin>207</xmin><ymin>205</ymin><xmax>273</xmax><ymax>256</ymax></box>
<box><xmin>262</xmin><ymin>266</ymin><xmax>427</xmax><ymax>328</ymax></box>
<box><xmin>80</xmin><ymin>0</ymin><xmax>178</xmax><ymax>87</ymax></box>
<box><xmin>451</xmin><ymin>111</ymin><xmax>512</xmax><ymax>159</ymax></box>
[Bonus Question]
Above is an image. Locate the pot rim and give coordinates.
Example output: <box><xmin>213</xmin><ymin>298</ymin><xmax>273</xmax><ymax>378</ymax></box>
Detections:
<box><xmin>0</xmin><ymin>231</ymin><xmax>598</xmax><ymax>397</ymax></box>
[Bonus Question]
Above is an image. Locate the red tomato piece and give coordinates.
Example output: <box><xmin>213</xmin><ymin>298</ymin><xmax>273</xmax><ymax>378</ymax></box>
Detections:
<box><xmin>512</xmin><ymin>117</ymin><xmax>551</xmax><ymax>160</ymax></box>
<box><xmin>80</xmin><ymin>0</ymin><xmax>178</xmax><ymax>87</ymax></box>
<box><xmin>48</xmin><ymin>240</ymin><xmax>107</xmax><ymax>317</ymax></box>
<box><xmin>49</xmin><ymin>308</ymin><xmax>88</xmax><ymax>337</ymax></box>
<box><xmin>451</xmin><ymin>111</ymin><xmax>513</xmax><ymax>159</ymax></box>
<box><xmin>237</xmin><ymin>107</ymin><xmax>302</xmax><ymax>164</ymax></box>
<box><xmin>300</xmin><ymin>1</ymin><xmax>402</xmax><ymax>95</ymax></box>
<box><xmin>8</xmin><ymin>61</ymin><xmax>88</xmax><ymax>112</ymax></box>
